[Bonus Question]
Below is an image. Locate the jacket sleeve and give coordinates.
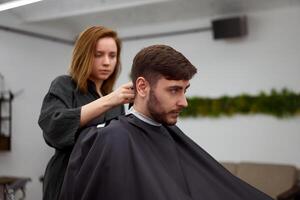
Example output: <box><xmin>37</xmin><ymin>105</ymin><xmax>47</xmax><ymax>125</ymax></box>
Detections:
<box><xmin>38</xmin><ymin>76</ymin><xmax>81</xmax><ymax>150</ymax></box>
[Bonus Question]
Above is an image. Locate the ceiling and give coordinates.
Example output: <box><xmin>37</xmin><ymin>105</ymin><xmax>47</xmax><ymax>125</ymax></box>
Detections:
<box><xmin>0</xmin><ymin>0</ymin><xmax>299</xmax><ymax>43</ymax></box>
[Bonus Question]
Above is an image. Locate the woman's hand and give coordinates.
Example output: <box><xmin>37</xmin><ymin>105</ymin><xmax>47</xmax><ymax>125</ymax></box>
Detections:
<box><xmin>106</xmin><ymin>82</ymin><xmax>135</xmax><ymax>106</ymax></box>
<box><xmin>80</xmin><ymin>82</ymin><xmax>135</xmax><ymax>126</ymax></box>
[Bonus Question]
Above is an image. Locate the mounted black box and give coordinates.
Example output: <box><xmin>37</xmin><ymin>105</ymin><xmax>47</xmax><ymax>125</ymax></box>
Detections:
<box><xmin>212</xmin><ymin>16</ymin><xmax>247</xmax><ymax>39</ymax></box>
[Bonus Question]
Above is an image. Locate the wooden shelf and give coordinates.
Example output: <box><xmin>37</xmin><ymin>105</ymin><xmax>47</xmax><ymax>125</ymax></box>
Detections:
<box><xmin>0</xmin><ymin>91</ymin><xmax>13</xmax><ymax>151</ymax></box>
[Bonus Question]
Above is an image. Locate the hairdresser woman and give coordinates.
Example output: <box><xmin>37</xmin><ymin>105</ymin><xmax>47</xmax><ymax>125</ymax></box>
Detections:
<box><xmin>38</xmin><ymin>26</ymin><xmax>134</xmax><ymax>200</ymax></box>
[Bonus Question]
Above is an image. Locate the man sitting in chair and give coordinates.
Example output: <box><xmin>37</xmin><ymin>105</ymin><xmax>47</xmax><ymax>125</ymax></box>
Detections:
<box><xmin>59</xmin><ymin>45</ymin><xmax>272</xmax><ymax>200</ymax></box>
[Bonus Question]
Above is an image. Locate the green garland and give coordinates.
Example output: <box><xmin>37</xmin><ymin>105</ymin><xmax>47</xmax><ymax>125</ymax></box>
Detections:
<box><xmin>180</xmin><ymin>88</ymin><xmax>300</xmax><ymax>118</ymax></box>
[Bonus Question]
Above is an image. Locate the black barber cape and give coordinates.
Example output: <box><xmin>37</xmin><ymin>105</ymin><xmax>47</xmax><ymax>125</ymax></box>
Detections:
<box><xmin>60</xmin><ymin>114</ymin><xmax>273</xmax><ymax>200</ymax></box>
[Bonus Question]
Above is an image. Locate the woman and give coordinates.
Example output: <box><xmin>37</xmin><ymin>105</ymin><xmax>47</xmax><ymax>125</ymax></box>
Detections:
<box><xmin>38</xmin><ymin>26</ymin><xmax>134</xmax><ymax>200</ymax></box>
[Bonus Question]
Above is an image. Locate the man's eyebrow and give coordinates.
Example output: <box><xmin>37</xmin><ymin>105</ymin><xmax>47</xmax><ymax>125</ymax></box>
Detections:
<box><xmin>168</xmin><ymin>84</ymin><xmax>190</xmax><ymax>90</ymax></box>
<box><xmin>168</xmin><ymin>85</ymin><xmax>183</xmax><ymax>89</ymax></box>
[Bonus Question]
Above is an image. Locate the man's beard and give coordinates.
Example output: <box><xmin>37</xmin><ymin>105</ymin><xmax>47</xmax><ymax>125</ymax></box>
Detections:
<box><xmin>147</xmin><ymin>89</ymin><xmax>179</xmax><ymax>125</ymax></box>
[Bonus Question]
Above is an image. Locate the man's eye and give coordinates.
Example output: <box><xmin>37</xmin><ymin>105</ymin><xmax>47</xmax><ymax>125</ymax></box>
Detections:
<box><xmin>170</xmin><ymin>89</ymin><xmax>179</xmax><ymax>94</ymax></box>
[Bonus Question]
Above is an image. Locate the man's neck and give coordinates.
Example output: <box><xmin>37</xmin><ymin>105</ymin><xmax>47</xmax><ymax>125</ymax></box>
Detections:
<box><xmin>131</xmin><ymin>106</ymin><xmax>161</xmax><ymax>126</ymax></box>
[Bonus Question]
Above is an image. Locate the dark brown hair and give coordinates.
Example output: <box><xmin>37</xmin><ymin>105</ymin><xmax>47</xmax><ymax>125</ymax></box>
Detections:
<box><xmin>69</xmin><ymin>26</ymin><xmax>122</xmax><ymax>95</ymax></box>
<box><xmin>131</xmin><ymin>44</ymin><xmax>197</xmax><ymax>88</ymax></box>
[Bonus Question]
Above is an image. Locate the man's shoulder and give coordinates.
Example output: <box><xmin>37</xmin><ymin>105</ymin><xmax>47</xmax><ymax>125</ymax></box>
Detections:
<box><xmin>82</xmin><ymin>116</ymin><xmax>134</xmax><ymax>156</ymax></box>
<box><xmin>103</xmin><ymin>115</ymin><xmax>131</xmax><ymax>129</ymax></box>
<box><xmin>74</xmin><ymin>118</ymin><xmax>132</xmax><ymax>160</ymax></box>
<box><xmin>96</xmin><ymin>115</ymin><xmax>132</xmax><ymax>139</ymax></box>
<box><xmin>167</xmin><ymin>125</ymin><xmax>183</xmax><ymax>134</ymax></box>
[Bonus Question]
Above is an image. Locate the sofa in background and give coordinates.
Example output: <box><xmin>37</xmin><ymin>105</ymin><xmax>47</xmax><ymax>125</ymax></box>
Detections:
<box><xmin>220</xmin><ymin>162</ymin><xmax>300</xmax><ymax>200</ymax></box>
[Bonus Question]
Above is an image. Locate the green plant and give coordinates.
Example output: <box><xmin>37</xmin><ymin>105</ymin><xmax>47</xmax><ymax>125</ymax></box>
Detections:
<box><xmin>180</xmin><ymin>88</ymin><xmax>300</xmax><ymax>118</ymax></box>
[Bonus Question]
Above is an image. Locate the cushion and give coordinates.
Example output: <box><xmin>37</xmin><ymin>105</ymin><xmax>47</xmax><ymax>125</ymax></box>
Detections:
<box><xmin>237</xmin><ymin>162</ymin><xmax>297</xmax><ymax>198</ymax></box>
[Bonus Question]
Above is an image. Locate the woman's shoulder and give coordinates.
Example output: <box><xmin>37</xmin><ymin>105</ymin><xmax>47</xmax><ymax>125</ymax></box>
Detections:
<box><xmin>51</xmin><ymin>75</ymin><xmax>73</xmax><ymax>85</ymax></box>
<box><xmin>49</xmin><ymin>75</ymin><xmax>77</xmax><ymax>93</ymax></box>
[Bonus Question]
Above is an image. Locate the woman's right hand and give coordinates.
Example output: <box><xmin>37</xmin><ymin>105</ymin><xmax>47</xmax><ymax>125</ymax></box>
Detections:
<box><xmin>106</xmin><ymin>82</ymin><xmax>135</xmax><ymax>106</ymax></box>
<box><xmin>80</xmin><ymin>82</ymin><xmax>135</xmax><ymax>126</ymax></box>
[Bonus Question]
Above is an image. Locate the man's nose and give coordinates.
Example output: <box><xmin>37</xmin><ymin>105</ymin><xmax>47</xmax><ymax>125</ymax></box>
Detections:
<box><xmin>178</xmin><ymin>95</ymin><xmax>188</xmax><ymax>108</ymax></box>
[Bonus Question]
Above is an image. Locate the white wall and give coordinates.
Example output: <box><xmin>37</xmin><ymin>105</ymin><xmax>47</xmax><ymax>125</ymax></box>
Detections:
<box><xmin>0</xmin><ymin>5</ymin><xmax>299</xmax><ymax>200</ymax></box>
<box><xmin>0</xmin><ymin>30</ymin><xmax>72</xmax><ymax>199</ymax></box>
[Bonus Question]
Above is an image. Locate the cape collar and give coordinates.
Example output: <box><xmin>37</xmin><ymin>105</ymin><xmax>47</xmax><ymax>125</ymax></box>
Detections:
<box><xmin>129</xmin><ymin>107</ymin><xmax>161</xmax><ymax>126</ymax></box>
<box><xmin>126</xmin><ymin>112</ymin><xmax>181</xmax><ymax>138</ymax></box>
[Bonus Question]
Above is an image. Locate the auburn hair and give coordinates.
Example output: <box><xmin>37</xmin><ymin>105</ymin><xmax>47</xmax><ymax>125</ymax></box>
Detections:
<box><xmin>69</xmin><ymin>26</ymin><xmax>122</xmax><ymax>95</ymax></box>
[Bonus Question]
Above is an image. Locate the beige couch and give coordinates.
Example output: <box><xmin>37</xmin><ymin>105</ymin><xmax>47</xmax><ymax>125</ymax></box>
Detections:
<box><xmin>221</xmin><ymin>162</ymin><xmax>300</xmax><ymax>200</ymax></box>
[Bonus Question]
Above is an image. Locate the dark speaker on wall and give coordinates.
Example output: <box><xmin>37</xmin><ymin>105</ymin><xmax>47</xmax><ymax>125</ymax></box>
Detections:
<box><xmin>212</xmin><ymin>16</ymin><xmax>247</xmax><ymax>39</ymax></box>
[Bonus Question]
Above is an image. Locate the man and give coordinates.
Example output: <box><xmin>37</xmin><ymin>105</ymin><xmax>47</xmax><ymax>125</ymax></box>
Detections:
<box><xmin>60</xmin><ymin>45</ymin><xmax>272</xmax><ymax>200</ymax></box>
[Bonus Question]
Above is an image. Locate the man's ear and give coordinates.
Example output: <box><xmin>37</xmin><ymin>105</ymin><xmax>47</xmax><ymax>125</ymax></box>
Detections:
<box><xmin>136</xmin><ymin>77</ymin><xmax>149</xmax><ymax>98</ymax></box>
